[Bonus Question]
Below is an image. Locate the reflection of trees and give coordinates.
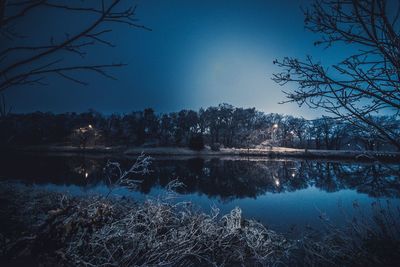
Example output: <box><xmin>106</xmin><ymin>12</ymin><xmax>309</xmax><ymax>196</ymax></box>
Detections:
<box><xmin>308</xmin><ymin>162</ymin><xmax>344</xmax><ymax>193</ymax></box>
<box><xmin>141</xmin><ymin>159</ymin><xmax>400</xmax><ymax>200</ymax></box>
<box><xmin>0</xmin><ymin>154</ymin><xmax>103</xmax><ymax>186</ymax></box>
<box><xmin>334</xmin><ymin>163</ymin><xmax>400</xmax><ymax>198</ymax></box>
<box><xmin>67</xmin><ymin>158</ymin><xmax>102</xmax><ymax>186</ymax></box>
<box><xmin>1</xmin><ymin>155</ymin><xmax>399</xmax><ymax>200</ymax></box>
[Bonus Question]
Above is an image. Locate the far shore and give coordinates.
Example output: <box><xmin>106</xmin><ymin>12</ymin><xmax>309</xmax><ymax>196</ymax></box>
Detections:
<box><xmin>9</xmin><ymin>145</ymin><xmax>400</xmax><ymax>162</ymax></box>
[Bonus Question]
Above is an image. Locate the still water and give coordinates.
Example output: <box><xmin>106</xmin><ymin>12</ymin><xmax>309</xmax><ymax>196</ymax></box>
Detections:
<box><xmin>1</xmin><ymin>153</ymin><xmax>399</xmax><ymax>236</ymax></box>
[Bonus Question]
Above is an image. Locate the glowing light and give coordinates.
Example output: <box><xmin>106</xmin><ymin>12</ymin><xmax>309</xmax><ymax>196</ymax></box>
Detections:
<box><xmin>273</xmin><ymin>124</ymin><xmax>278</xmax><ymax>129</ymax></box>
<box><xmin>274</xmin><ymin>179</ymin><xmax>280</xmax><ymax>186</ymax></box>
<box><xmin>291</xmin><ymin>172</ymin><xmax>296</xmax><ymax>178</ymax></box>
<box><xmin>85</xmin><ymin>172</ymin><xmax>89</xmax><ymax>178</ymax></box>
<box><xmin>88</xmin><ymin>124</ymin><xmax>93</xmax><ymax>129</ymax></box>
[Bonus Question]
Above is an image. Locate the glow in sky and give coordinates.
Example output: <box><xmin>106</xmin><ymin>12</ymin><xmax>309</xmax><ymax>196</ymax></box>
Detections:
<box><xmin>5</xmin><ymin>0</ymin><xmax>328</xmax><ymax>118</ymax></box>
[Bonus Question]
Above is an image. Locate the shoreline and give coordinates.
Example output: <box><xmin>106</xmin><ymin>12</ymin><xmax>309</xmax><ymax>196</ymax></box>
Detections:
<box><xmin>9</xmin><ymin>145</ymin><xmax>400</xmax><ymax>162</ymax></box>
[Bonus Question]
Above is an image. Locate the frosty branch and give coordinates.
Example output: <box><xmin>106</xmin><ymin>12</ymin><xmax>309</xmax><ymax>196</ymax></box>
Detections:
<box><xmin>104</xmin><ymin>153</ymin><xmax>152</xmax><ymax>197</ymax></box>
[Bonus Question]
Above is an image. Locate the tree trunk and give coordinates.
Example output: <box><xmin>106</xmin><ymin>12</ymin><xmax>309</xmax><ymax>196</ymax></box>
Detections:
<box><xmin>0</xmin><ymin>1</ymin><xmax>6</xmax><ymax>28</ymax></box>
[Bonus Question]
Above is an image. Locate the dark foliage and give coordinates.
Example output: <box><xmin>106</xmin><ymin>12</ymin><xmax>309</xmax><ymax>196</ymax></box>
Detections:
<box><xmin>188</xmin><ymin>134</ymin><xmax>204</xmax><ymax>151</ymax></box>
<box><xmin>210</xmin><ymin>143</ymin><xmax>221</xmax><ymax>151</ymax></box>
<box><xmin>0</xmin><ymin>104</ymin><xmax>398</xmax><ymax>151</ymax></box>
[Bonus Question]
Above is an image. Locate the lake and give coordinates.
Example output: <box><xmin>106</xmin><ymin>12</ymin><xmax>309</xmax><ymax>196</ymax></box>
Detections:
<box><xmin>1</xmin><ymin>153</ymin><xmax>399</xmax><ymax>237</ymax></box>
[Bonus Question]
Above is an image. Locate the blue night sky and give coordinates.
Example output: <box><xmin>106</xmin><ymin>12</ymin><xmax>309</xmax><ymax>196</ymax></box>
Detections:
<box><xmin>4</xmin><ymin>0</ymin><xmax>343</xmax><ymax>118</ymax></box>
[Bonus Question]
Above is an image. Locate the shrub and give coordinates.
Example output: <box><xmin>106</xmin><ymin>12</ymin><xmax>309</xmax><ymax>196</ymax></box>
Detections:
<box><xmin>188</xmin><ymin>134</ymin><xmax>204</xmax><ymax>150</ymax></box>
<box><xmin>210</xmin><ymin>142</ymin><xmax>221</xmax><ymax>151</ymax></box>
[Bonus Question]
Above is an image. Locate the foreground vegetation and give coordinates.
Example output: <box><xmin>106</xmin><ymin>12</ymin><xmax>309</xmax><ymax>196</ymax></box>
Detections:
<box><xmin>1</xmin><ymin>182</ymin><xmax>399</xmax><ymax>266</ymax></box>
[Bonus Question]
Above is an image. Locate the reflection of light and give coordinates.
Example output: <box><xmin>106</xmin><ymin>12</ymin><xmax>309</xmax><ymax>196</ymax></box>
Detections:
<box><xmin>274</xmin><ymin>179</ymin><xmax>280</xmax><ymax>186</ymax></box>
<box><xmin>85</xmin><ymin>172</ymin><xmax>89</xmax><ymax>178</ymax></box>
<box><xmin>291</xmin><ymin>173</ymin><xmax>296</xmax><ymax>178</ymax></box>
<box><xmin>273</xmin><ymin>124</ymin><xmax>278</xmax><ymax>129</ymax></box>
<box><xmin>88</xmin><ymin>124</ymin><xmax>93</xmax><ymax>129</ymax></box>
<box><xmin>290</xmin><ymin>130</ymin><xmax>295</xmax><ymax>135</ymax></box>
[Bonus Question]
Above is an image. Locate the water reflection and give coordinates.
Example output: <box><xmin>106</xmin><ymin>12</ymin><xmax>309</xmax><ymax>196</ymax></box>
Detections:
<box><xmin>1</xmin><ymin>154</ymin><xmax>399</xmax><ymax>199</ymax></box>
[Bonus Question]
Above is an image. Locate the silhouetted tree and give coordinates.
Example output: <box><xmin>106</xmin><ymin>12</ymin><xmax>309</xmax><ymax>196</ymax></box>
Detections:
<box><xmin>1</xmin><ymin>104</ymin><xmax>398</xmax><ymax>151</ymax></box>
<box><xmin>273</xmin><ymin>0</ymin><xmax>400</xmax><ymax>150</ymax></box>
<box><xmin>71</xmin><ymin>124</ymin><xmax>101</xmax><ymax>148</ymax></box>
<box><xmin>0</xmin><ymin>0</ymin><xmax>149</xmax><ymax>92</ymax></box>
<box><xmin>159</xmin><ymin>114</ymin><xmax>174</xmax><ymax>145</ymax></box>
<box><xmin>188</xmin><ymin>134</ymin><xmax>204</xmax><ymax>151</ymax></box>
<box><xmin>0</xmin><ymin>94</ymin><xmax>11</xmax><ymax>118</ymax></box>
<box><xmin>143</xmin><ymin>108</ymin><xmax>159</xmax><ymax>140</ymax></box>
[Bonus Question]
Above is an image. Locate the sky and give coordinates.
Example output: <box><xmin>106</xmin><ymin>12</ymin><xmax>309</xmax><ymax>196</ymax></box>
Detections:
<box><xmin>2</xmin><ymin>0</ymin><xmax>342</xmax><ymax>118</ymax></box>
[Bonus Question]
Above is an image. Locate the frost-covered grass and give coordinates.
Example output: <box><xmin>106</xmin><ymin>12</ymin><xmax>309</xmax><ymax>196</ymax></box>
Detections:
<box><xmin>1</xmin><ymin>183</ymin><xmax>400</xmax><ymax>266</ymax></box>
<box><xmin>0</xmin><ymin>184</ymin><xmax>291</xmax><ymax>266</ymax></box>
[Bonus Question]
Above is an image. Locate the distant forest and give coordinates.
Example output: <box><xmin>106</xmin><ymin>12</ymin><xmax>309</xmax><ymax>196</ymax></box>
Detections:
<box><xmin>1</xmin><ymin>103</ymin><xmax>399</xmax><ymax>151</ymax></box>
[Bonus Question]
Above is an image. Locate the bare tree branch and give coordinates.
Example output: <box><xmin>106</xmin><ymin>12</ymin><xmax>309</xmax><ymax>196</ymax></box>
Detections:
<box><xmin>273</xmin><ymin>0</ymin><xmax>400</xmax><ymax>150</ymax></box>
<box><xmin>0</xmin><ymin>0</ymin><xmax>150</xmax><ymax>92</ymax></box>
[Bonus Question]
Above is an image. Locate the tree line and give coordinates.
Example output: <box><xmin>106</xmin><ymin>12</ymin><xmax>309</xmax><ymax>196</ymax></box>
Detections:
<box><xmin>0</xmin><ymin>103</ymin><xmax>399</xmax><ymax>151</ymax></box>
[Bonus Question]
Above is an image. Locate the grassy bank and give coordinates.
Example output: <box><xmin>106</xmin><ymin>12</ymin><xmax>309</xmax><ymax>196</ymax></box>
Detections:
<box><xmin>14</xmin><ymin>144</ymin><xmax>400</xmax><ymax>162</ymax></box>
<box><xmin>125</xmin><ymin>146</ymin><xmax>400</xmax><ymax>161</ymax></box>
<box><xmin>1</xmin><ymin>183</ymin><xmax>400</xmax><ymax>266</ymax></box>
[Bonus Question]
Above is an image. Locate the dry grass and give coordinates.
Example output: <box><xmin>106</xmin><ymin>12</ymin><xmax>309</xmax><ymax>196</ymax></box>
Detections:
<box><xmin>297</xmin><ymin>200</ymin><xmax>400</xmax><ymax>267</ymax></box>
<box><xmin>0</xmin><ymin>183</ymin><xmax>291</xmax><ymax>266</ymax></box>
